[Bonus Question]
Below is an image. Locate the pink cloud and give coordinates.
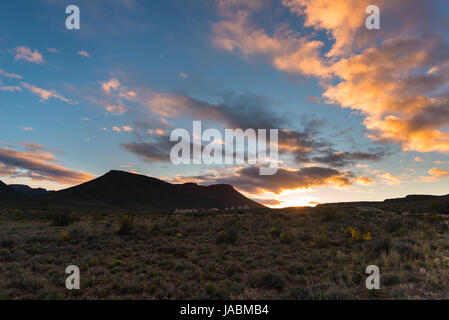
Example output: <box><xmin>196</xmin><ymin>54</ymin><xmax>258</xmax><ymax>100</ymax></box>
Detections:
<box><xmin>12</xmin><ymin>46</ymin><xmax>44</xmax><ymax>64</ymax></box>
<box><xmin>77</xmin><ymin>50</ymin><xmax>90</xmax><ymax>58</ymax></box>
<box><xmin>21</xmin><ymin>82</ymin><xmax>74</xmax><ymax>104</ymax></box>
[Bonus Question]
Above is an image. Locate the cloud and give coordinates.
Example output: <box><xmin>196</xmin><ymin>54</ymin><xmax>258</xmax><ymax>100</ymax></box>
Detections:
<box><xmin>105</xmin><ymin>105</ymin><xmax>127</xmax><ymax>115</ymax></box>
<box><xmin>0</xmin><ymin>69</ymin><xmax>23</xmax><ymax>79</ymax></box>
<box><xmin>356</xmin><ymin>176</ymin><xmax>375</xmax><ymax>186</ymax></box>
<box><xmin>171</xmin><ymin>166</ymin><xmax>353</xmax><ymax>194</ymax></box>
<box><xmin>312</xmin><ymin>149</ymin><xmax>387</xmax><ymax>167</ymax></box>
<box><xmin>282</xmin><ymin>0</ymin><xmax>373</xmax><ymax>57</ymax></box>
<box><xmin>112</xmin><ymin>126</ymin><xmax>133</xmax><ymax>132</ymax></box>
<box><xmin>306</xmin><ymin>96</ymin><xmax>321</xmax><ymax>104</ymax></box>
<box><xmin>420</xmin><ymin>167</ymin><xmax>449</xmax><ymax>182</ymax></box>
<box><xmin>0</xmin><ymin>146</ymin><xmax>93</xmax><ymax>185</ymax></box>
<box><xmin>77</xmin><ymin>50</ymin><xmax>90</xmax><ymax>58</ymax></box>
<box><xmin>20</xmin><ymin>142</ymin><xmax>59</xmax><ymax>154</ymax></box>
<box><xmin>21</xmin><ymin>82</ymin><xmax>74</xmax><ymax>104</ymax></box>
<box><xmin>212</xmin><ymin>0</ymin><xmax>449</xmax><ymax>154</ymax></box>
<box><xmin>212</xmin><ymin>5</ymin><xmax>330</xmax><ymax>78</ymax></box>
<box><xmin>0</xmin><ymin>86</ymin><xmax>22</xmax><ymax>92</ymax></box>
<box><xmin>380</xmin><ymin>173</ymin><xmax>403</xmax><ymax>186</ymax></box>
<box><xmin>12</xmin><ymin>46</ymin><xmax>44</xmax><ymax>63</ymax></box>
<box><xmin>121</xmin><ymin>138</ymin><xmax>175</xmax><ymax>162</ymax></box>
<box><xmin>324</xmin><ymin>35</ymin><xmax>449</xmax><ymax>154</ymax></box>
<box><xmin>101</xmin><ymin>78</ymin><xmax>121</xmax><ymax>94</ymax></box>
<box><xmin>428</xmin><ymin>168</ymin><xmax>449</xmax><ymax>177</ymax></box>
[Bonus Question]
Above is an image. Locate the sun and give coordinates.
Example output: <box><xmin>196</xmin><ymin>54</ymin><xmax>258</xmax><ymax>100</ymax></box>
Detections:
<box><xmin>247</xmin><ymin>188</ymin><xmax>321</xmax><ymax>208</ymax></box>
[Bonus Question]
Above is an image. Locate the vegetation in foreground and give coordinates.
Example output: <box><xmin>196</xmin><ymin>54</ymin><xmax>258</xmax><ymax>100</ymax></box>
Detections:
<box><xmin>0</xmin><ymin>205</ymin><xmax>448</xmax><ymax>300</ymax></box>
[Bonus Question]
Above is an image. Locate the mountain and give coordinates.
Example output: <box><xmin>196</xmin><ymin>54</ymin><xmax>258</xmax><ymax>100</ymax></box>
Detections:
<box><xmin>319</xmin><ymin>193</ymin><xmax>449</xmax><ymax>214</ymax></box>
<box><xmin>37</xmin><ymin>170</ymin><xmax>264</xmax><ymax>210</ymax></box>
<box><xmin>384</xmin><ymin>194</ymin><xmax>442</xmax><ymax>203</ymax></box>
<box><xmin>0</xmin><ymin>180</ymin><xmax>21</xmax><ymax>201</ymax></box>
<box><xmin>9</xmin><ymin>184</ymin><xmax>50</xmax><ymax>196</ymax></box>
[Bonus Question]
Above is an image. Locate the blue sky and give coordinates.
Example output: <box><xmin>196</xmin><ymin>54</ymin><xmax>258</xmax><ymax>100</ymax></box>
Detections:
<box><xmin>1</xmin><ymin>0</ymin><xmax>448</xmax><ymax>207</ymax></box>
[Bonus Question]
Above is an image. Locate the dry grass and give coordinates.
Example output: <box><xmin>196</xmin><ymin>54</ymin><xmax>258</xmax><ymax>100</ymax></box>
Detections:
<box><xmin>0</xmin><ymin>206</ymin><xmax>448</xmax><ymax>300</ymax></box>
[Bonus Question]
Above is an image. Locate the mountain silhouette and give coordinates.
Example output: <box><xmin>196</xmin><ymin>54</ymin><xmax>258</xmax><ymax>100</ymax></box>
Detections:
<box><xmin>9</xmin><ymin>184</ymin><xmax>50</xmax><ymax>196</ymax></box>
<box><xmin>0</xmin><ymin>180</ymin><xmax>21</xmax><ymax>201</ymax></box>
<box><xmin>34</xmin><ymin>170</ymin><xmax>265</xmax><ymax>210</ymax></box>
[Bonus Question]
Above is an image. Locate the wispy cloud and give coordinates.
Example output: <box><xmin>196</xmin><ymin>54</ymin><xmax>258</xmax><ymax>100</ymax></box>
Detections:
<box><xmin>0</xmin><ymin>145</ymin><xmax>93</xmax><ymax>185</ymax></box>
<box><xmin>0</xmin><ymin>69</ymin><xmax>23</xmax><ymax>79</ymax></box>
<box><xmin>77</xmin><ymin>50</ymin><xmax>90</xmax><ymax>58</ymax></box>
<box><xmin>12</xmin><ymin>46</ymin><xmax>44</xmax><ymax>63</ymax></box>
<box><xmin>0</xmin><ymin>86</ymin><xmax>22</xmax><ymax>92</ymax></box>
<box><xmin>113</xmin><ymin>126</ymin><xmax>133</xmax><ymax>132</ymax></box>
<box><xmin>21</xmin><ymin>82</ymin><xmax>75</xmax><ymax>104</ymax></box>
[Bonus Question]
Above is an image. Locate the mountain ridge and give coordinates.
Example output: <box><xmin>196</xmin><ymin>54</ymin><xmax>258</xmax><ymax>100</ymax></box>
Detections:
<box><xmin>0</xmin><ymin>180</ymin><xmax>21</xmax><ymax>201</ymax></box>
<box><xmin>17</xmin><ymin>170</ymin><xmax>265</xmax><ymax>210</ymax></box>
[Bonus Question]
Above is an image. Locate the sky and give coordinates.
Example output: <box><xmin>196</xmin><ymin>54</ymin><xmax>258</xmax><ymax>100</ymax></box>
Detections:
<box><xmin>0</xmin><ymin>0</ymin><xmax>448</xmax><ymax>208</ymax></box>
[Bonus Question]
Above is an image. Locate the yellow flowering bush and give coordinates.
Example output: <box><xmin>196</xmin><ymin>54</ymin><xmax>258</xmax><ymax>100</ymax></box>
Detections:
<box><xmin>345</xmin><ymin>226</ymin><xmax>372</xmax><ymax>241</ymax></box>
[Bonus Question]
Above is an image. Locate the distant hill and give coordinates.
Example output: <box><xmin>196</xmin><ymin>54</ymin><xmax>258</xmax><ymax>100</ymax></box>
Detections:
<box><xmin>319</xmin><ymin>193</ymin><xmax>449</xmax><ymax>214</ymax></box>
<box><xmin>9</xmin><ymin>184</ymin><xmax>50</xmax><ymax>197</ymax></box>
<box><xmin>32</xmin><ymin>170</ymin><xmax>264</xmax><ymax>210</ymax></box>
<box><xmin>0</xmin><ymin>180</ymin><xmax>21</xmax><ymax>201</ymax></box>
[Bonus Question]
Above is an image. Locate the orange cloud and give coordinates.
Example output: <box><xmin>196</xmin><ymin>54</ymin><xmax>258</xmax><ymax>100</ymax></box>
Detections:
<box><xmin>0</xmin><ymin>146</ymin><xmax>93</xmax><ymax>185</ymax></box>
<box><xmin>212</xmin><ymin>1</ymin><xmax>449</xmax><ymax>154</ymax></box>
<box><xmin>428</xmin><ymin>168</ymin><xmax>449</xmax><ymax>177</ymax></box>
<box><xmin>356</xmin><ymin>176</ymin><xmax>375</xmax><ymax>186</ymax></box>
<box><xmin>212</xmin><ymin>5</ymin><xmax>330</xmax><ymax>78</ymax></box>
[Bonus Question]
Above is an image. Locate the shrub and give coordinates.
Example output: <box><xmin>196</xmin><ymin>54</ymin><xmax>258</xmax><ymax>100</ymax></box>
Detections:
<box><xmin>60</xmin><ymin>231</ymin><xmax>70</xmax><ymax>241</ymax></box>
<box><xmin>269</xmin><ymin>227</ymin><xmax>281</xmax><ymax>239</ymax></box>
<box><xmin>49</xmin><ymin>212</ymin><xmax>74</xmax><ymax>226</ymax></box>
<box><xmin>365</xmin><ymin>237</ymin><xmax>391</xmax><ymax>257</ymax></box>
<box><xmin>216</xmin><ymin>227</ymin><xmax>239</xmax><ymax>245</ymax></box>
<box><xmin>318</xmin><ymin>208</ymin><xmax>339</xmax><ymax>222</ymax></box>
<box><xmin>392</xmin><ymin>240</ymin><xmax>422</xmax><ymax>259</ymax></box>
<box><xmin>249</xmin><ymin>271</ymin><xmax>286</xmax><ymax>291</ymax></box>
<box><xmin>117</xmin><ymin>215</ymin><xmax>134</xmax><ymax>235</ymax></box>
<box><xmin>345</xmin><ymin>226</ymin><xmax>372</xmax><ymax>241</ymax></box>
<box><xmin>382</xmin><ymin>273</ymin><xmax>400</xmax><ymax>286</ymax></box>
<box><xmin>288</xmin><ymin>263</ymin><xmax>305</xmax><ymax>275</ymax></box>
<box><xmin>216</xmin><ymin>224</ymin><xmax>239</xmax><ymax>245</ymax></box>
<box><xmin>280</xmin><ymin>232</ymin><xmax>294</xmax><ymax>244</ymax></box>
<box><xmin>310</xmin><ymin>233</ymin><xmax>328</xmax><ymax>247</ymax></box>
<box><xmin>386</xmin><ymin>219</ymin><xmax>403</xmax><ymax>233</ymax></box>
<box><xmin>68</xmin><ymin>226</ymin><xmax>86</xmax><ymax>239</ymax></box>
